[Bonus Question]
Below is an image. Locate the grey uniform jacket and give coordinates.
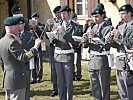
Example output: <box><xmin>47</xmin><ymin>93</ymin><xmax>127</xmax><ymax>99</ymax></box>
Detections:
<box><xmin>52</xmin><ymin>21</ymin><xmax>79</xmax><ymax>63</ymax></box>
<box><xmin>0</xmin><ymin>34</ymin><xmax>38</xmax><ymax>90</ymax></box>
<box><xmin>110</xmin><ymin>22</ymin><xmax>133</xmax><ymax>70</ymax></box>
<box><xmin>66</xmin><ymin>21</ymin><xmax>83</xmax><ymax>37</ymax></box>
<box><xmin>83</xmin><ymin>20</ymin><xmax>112</xmax><ymax>70</ymax></box>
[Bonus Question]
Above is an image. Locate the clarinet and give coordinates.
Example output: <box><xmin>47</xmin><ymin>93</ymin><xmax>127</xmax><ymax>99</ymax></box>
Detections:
<box><xmin>109</xmin><ymin>21</ymin><xmax>123</xmax><ymax>38</ymax></box>
<box><xmin>77</xmin><ymin>23</ymin><xmax>94</xmax><ymax>48</ymax></box>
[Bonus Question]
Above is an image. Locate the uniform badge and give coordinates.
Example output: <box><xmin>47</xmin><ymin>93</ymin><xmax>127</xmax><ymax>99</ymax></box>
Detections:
<box><xmin>96</xmin><ymin>10</ymin><xmax>99</xmax><ymax>13</ymax></box>
<box><xmin>18</xmin><ymin>7</ymin><xmax>21</xmax><ymax>10</ymax></box>
<box><xmin>122</xmin><ymin>7</ymin><xmax>126</xmax><ymax>10</ymax></box>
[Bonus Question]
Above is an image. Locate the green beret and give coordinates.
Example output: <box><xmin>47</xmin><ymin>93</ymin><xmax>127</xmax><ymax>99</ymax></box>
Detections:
<box><xmin>31</xmin><ymin>12</ymin><xmax>39</xmax><ymax>18</ymax></box>
<box><xmin>91</xmin><ymin>5</ymin><xmax>104</xmax><ymax>15</ymax></box>
<box><xmin>70</xmin><ymin>13</ymin><xmax>77</xmax><ymax>19</ymax></box>
<box><xmin>59</xmin><ymin>5</ymin><xmax>71</xmax><ymax>12</ymax></box>
<box><xmin>96</xmin><ymin>3</ymin><xmax>105</xmax><ymax>10</ymax></box>
<box><xmin>119</xmin><ymin>4</ymin><xmax>133</xmax><ymax>12</ymax></box>
<box><xmin>53</xmin><ymin>6</ymin><xmax>61</xmax><ymax>13</ymax></box>
<box><xmin>11</xmin><ymin>4</ymin><xmax>21</xmax><ymax>14</ymax></box>
<box><xmin>4</xmin><ymin>16</ymin><xmax>24</xmax><ymax>26</ymax></box>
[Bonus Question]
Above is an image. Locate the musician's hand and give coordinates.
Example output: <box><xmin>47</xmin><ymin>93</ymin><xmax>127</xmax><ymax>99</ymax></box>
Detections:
<box><xmin>111</xmin><ymin>29</ymin><xmax>120</xmax><ymax>37</ymax></box>
<box><xmin>87</xmin><ymin>29</ymin><xmax>95</xmax><ymax>38</ymax></box>
<box><xmin>34</xmin><ymin>38</ymin><xmax>42</xmax><ymax>49</ymax></box>
<box><xmin>105</xmin><ymin>33</ymin><xmax>113</xmax><ymax>42</ymax></box>
<box><xmin>57</xmin><ymin>25</ymin><xmax>65</xmax><ymax>33</ymax></box>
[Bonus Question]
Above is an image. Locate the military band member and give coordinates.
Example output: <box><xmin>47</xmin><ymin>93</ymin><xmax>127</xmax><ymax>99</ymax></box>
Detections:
<box><xmin>49</xmin><ymin>6</ymin><xmax>62</xmax><ymax>97</ymax></box>
<box><xmin>1</xmin><ymin>3</ymin><xmax>29</xmax><ymax>37</ymax></box>
<box><xmin>70</xmin><ymin>13</ymin><xmax>83</xmax><ymax>81</ymax></box>
<box><xmin>53</xmin><ymin>6</ymin><xmax>62</xmax><ymax>23</ymax></box>
<box><xmin>82</xmin><ymin>4</ymin><xmax>112</xmax><ymax>100</ymax></box>
<box><xmin>107</xmin><ymin>4</ymin><xmax>133</xmax><ymax>100</ymax></box>
<box><xmin>49</xmin><ymin>5</ymin><xmax>79</xmax><ymax>100</ymax></box>
<box><xmin>11</xmin><ymin>3</ymin><xmax>29</xmax><ymax>31</ymax></box>
<box><xmin>2</xmin><ymin>3</ymin><xmax>22</xmax><ymax>38</ymax></box>
<box><xmin>31</xmin><ymin>12</ymin><xmax>45</xmax><ymax>83</ymax></box>
<box><xmin>0</xmin><ymin>16</ymin><xmax>41</xmax><ymax>100</ymax></box>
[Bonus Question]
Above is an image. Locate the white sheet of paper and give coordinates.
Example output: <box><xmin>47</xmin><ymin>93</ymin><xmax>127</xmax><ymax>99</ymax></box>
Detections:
<box><xmin>127</xmin><ymin>50</ymin><xmax>133</xmax><ymax>53</ymax></box>
<box><xmin>72</xmin><ymin>36</ymin><xmax>82</xmax><ymax>42</ymax></box>
<box><xmin>92</xmin><ymin>37</ymin><xmax>105</xmax><ymax>45</ymax></box>
<box><xmin>46</xmin><ymin>32</ymin><xmax>56</xmax><ymax>39</ymax></box>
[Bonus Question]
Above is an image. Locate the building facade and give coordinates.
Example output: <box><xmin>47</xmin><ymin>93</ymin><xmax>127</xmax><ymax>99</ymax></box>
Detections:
<box><xmin>0</xmin><ymin>0</ymin><xmax>133</xmax><ymax>35</ymax></box>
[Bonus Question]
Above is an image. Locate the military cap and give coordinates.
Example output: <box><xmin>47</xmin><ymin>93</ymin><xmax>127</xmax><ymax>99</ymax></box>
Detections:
<box><xmin>59</xmin><ymin>5</ymin><xmax>71</xmax><ymax>12</ymax></box>
<box><xmin>11</xmin><ymin>4</ymin><xmax>21</xmax><ymax>14</ymax></box>
<box><xmin>53</xmin><ymin>6</ymin><xmax>61</xmax><ymax>13</ymax></box>
<box><xmin>31</xmin><ymin>12</ymin><xmax>39</xmax><ymax>18</ymax></box>
<box><xmin>4</xmin><ymin>16</ymin><xmax>24</xmax><ymax>26</ymax></box>
<box><xmin>119</xmin><ymin>4</ymin><xmax>133</xmax><ymax>12</ymax></box>
<box><xmin>70</xmin><ymin>13</ymin><xmax>77</xmax><ymax>19</ymax></box>
<box><xmin>96</xmin><ymin>3</ymin><xmax>104</xmax><ymax>9</ymax></box>
<box><xmin>91</xmin><ymin>5</ymin><xmax>104</xmax><ymax>15</ymax></box>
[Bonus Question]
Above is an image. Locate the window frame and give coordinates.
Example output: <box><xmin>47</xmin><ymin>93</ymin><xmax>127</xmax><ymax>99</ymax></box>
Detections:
<box><xmin>74</xmin><ymin>0</ymin><xmax>88</xmax><ymax>18</ymax></box>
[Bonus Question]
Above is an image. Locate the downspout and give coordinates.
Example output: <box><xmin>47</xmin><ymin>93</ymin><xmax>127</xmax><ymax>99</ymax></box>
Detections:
<box><xmin>67</xmin><ymin>0</ymin><xmax>69</xmax><ymax>5</ymax></box>
<box><xmin>27</xmin><ymin>0</ymin><xmax>31</xmax><ymax>18</ymax></box>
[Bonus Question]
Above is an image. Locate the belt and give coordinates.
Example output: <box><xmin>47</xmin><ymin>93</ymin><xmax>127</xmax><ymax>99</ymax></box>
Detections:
<box><xmin>117</xmin><ymin>52</ymin><xmax>133</xmax><ymax>61</ymax></box>
<box><xmin>90</xmin><ymin>50</ymin><xmax>110</xmax><ymax>55</ymax></box>
<box><xmin>54</xmin><ymin>49</ymin><xmax>74</xmax><ymax>54</ymax></box>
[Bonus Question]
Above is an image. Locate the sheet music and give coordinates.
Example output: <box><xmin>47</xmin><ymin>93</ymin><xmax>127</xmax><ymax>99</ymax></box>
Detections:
<box><xmin>92</xmin><ymin>37</ymin><xmax>105</xmax><ymax>45</ymax></box>
<box><xmin>72</xmin><ymin>36</ymin><xmax>82</xmax><ymax>42</ymax></box>
<box><xmin>46</xmin><ymin>31</ymin><xmax>56</xmax><ymax>39</ymax></box>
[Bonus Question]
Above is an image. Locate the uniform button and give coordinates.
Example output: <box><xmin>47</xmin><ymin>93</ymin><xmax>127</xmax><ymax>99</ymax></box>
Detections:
<box><xmin>22</xmin><ymin>74</ymin><xmax>25</xmax><ymax>75</ymax></box>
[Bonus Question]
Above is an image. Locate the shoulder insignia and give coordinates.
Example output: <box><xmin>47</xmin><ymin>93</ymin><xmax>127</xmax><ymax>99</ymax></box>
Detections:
<box><xmin>96</xmin><ymin>10</ymin><xmax>99</xmax><ymax>13</ymax></box>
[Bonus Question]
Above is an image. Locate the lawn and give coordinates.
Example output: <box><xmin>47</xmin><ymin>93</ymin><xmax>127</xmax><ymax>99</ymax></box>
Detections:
<box><xmin>0</xmin><ymin>59</ymin><xmax>119</xmax><ymax>100</ymax></box>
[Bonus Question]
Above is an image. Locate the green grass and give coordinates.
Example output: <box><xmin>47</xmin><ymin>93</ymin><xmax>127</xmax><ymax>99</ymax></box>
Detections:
<box><xmin>0</xmin><ymin>60</ymin><xmax>119</xmax><ymax>100</ymax></box>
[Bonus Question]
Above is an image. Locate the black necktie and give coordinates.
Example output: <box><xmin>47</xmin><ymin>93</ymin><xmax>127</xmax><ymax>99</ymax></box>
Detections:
<box><xmin>123</xmin><ymin>24</ymin><xmax>127</xmax><ymax>37</ymax></box>
<box><xmin>125</xmin><ymin>24</ymin><xmax>127</xmax><ymax>29</ymax></box>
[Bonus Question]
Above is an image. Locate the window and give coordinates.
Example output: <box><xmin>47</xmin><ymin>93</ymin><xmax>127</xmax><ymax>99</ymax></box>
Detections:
<box><xmin>74</xmin><ymin>0</ymin><xmax>88</xmax><ymax>16</ymax></box>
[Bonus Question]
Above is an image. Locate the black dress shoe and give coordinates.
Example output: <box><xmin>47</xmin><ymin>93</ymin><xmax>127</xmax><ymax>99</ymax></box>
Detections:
<box><xmin>50</xmin><ymin>91</ymin><xmax>58</xmax><ymax>97</ymax></box>
<box><xmin>37</xmin><ymin>78</ymin><xmax>42</xmax><ymax>83</ymax></box>
<box><xmin>89</xmin><ymin>92</ymin><xmax>92</xmax><ymax>96</ymax></box>
<box><xmin>37</xmin><ymin>80</ymin><xmax>41</xmax><ymax>83</ymax></box>
<box><xmin>76</xmin><ymin>77</ymin><xmax>82</xmax><ymax>81</ymax></box>
<box><xmin>30</xmin><ymin>80</ymin><xmax>37</xmax><ymax>84</ymax></box>
<box><xmin>73</xmin><ymin>77</ymin><xmax>76</xmax><ymax>81</ymax></box>
<box><xmin>76</xmin><ymin>75</ymin><xmax>82</xmax><ymax>81</ymax></box>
